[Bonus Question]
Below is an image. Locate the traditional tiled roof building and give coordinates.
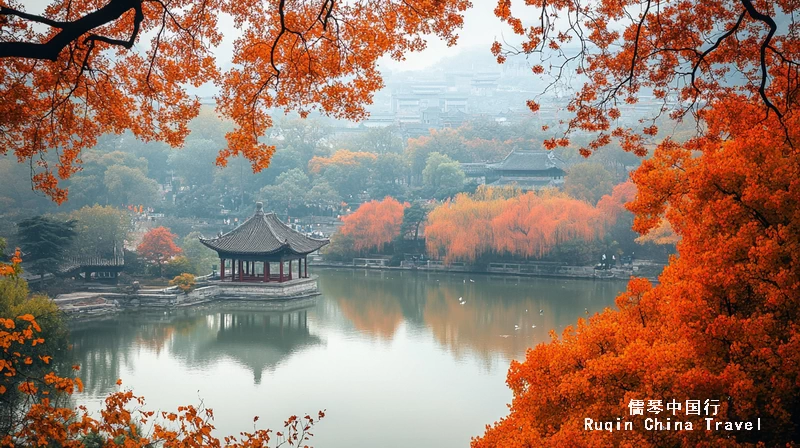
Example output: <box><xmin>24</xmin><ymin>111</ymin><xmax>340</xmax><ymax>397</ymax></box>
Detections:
<box><xmin>200</xmin><ymin>203</ymin><xmax>328</xmax><ymax>282</ymax></box>
<box><xmin>470</xmin><ymin>149</ymin><xmax>567</xmax><ymax>191</ymax></box>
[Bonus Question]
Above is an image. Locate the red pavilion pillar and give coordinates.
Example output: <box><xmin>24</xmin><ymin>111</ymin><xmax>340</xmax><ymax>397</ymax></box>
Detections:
<box><xmin>304</xmin><ymin>256</ymin><xmax>308</xmax><ymax>278</ymax></box>
<box><xmin>238</xmin><ymin>260</ymin><xmax>243</xmax><ymax>281</ymax></box>
<box><xmin>298</xmin><ymin>258</ymin><xmax>301</xmax><ymax>279</ymax></box>
<box><xmin>279</xmin><ymin>260</ymin><xmax>284</xmax><ymax>282</ymax></box>
<box><xmin>263</xmin><ymin>261</ymin><xmax>268</xmax><ymax>282</ymax></box>
<box><xmin>289</xmin><ymin>260</ymin><xmax>293</xmax><ymax>280</ymax></box>
<box><xmin>220</xmin><ymin>259</ymin><xmax>225</xmax><ymax>281</ymax></box>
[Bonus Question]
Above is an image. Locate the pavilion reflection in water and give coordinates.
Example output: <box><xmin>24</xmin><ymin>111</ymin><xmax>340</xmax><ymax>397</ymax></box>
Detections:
<box><xmin>208</xmin><ymin>309</ymin><xmax>321</xmax><ymax>384</ymax></box>
<box><xmin>68</xmin><ymin>303</ymin><xmax>322</xmax><ymax>391</ymax></box>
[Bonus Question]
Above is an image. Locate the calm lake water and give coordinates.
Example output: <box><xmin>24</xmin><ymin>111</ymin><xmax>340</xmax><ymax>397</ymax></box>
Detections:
<box><xmin>67</xmin><ymin>269</ymin><xmax>626</xmax><ymax>447</ymax></box>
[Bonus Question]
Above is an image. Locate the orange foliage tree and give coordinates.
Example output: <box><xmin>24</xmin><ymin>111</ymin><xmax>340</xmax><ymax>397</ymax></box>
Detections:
<box><xmin>491</xmin><ymin>0</ymin><xmax>798</xmax><ymax>157</ymax></box>
<box><xmin>136</xmin><ymin>226</ymin><xmax>181</xmax><ymax>277</ymax></box>
<box><xmin>473</xmin><ymin>101</ymin><xmax>800</xmax><ymax>448</ymax></box>
<box><xmin>338</xmin><ymin>197</ymin><xmax>407</xmax><ymax>254</ymax></box>
<box><xmin>426</xmin><ymin>186</ymin><xmax>623</xmax><ymax>263</ymax></box>
<box><xmin>0</xmin><ymin>0</ymin><xmax>470</xmax><ymax>202</ymax></box>
<box><xmin>474</xmin><ymin>0</ymin><xmax>800</xmax><ymax>444</ymax></box>
<box><xmin>307</xmin><ymin>149</ymin><xmax>377</xmax><ymax>175</ymax></box>
<box><xmin>0</xmin><ymin>248</ymin><xmax>21</xmax><ymax>278</ymax></box>
<box><xmin>1</xmin><ymin>247</ymin><xmax>325</xmax><ymax>446</ymax></box>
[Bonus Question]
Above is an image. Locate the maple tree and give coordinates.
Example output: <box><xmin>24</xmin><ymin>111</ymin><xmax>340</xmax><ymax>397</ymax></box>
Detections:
<box><xmin>473</xmin><ymin>0</ymin><xmax>800</xmax><ymax>445</ymax></box>
<box><xmin>491</xmin><ymin>0</ymin><xmax>799</xmax><ymax>156</ymax></box>
<box><xmin>338</xmin><ymin>197</ymin><xmax>407</xmax><ymax>254</ymax></box>
<box><xmin>136</xmin><ymin>226</ymin><xmax>181</xmax><ymax>277</ymax></box>
<box><xmin>473</xmin><ymin>100</ymin><xmax>800</xmax><ymax>448</ymax></box>
<box><xmin>0</xmin><ymin>0</ymin><xmax>470</xmax><ymax>203</ymax></box>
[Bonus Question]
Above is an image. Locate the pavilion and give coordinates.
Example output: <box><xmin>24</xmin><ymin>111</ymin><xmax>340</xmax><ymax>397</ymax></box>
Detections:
<box><xmin>199</xmin><ymin>202</ymin><xmax>328</xmax><ymax>283</ymax></box>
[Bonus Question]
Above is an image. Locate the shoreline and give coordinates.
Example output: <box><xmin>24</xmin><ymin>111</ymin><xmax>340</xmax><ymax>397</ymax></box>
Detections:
<box><xmin>54</xmin><ymin>263</ymin><xmax>661</xmax><ymax>321</ymax></box>
<box><xmin>309</xmin><ymin>261</ymin><xmax>661</xmax><ymax>283</ymax></box>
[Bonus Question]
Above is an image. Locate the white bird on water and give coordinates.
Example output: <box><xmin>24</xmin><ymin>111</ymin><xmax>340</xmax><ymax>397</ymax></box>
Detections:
<box><xmin>469</xmin><ymin>279</ymin><xmax>475</xmax><ymax>283</ymax></box>
<box><xmin>531</xmin><ymin>325</ymin><xmax>537</xmax><ymax>328</ymax></box>
<box><xmin>539</xmin><ymin>309</ymin><xmax>544</xmax><ymax>315</ymax></box>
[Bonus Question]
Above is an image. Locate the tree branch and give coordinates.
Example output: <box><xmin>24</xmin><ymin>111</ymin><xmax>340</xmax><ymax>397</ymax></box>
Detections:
<box><xmin>0</xmin><ymin>7</ymin><xmax>69</xmax><ymax>28</ymax></box>
<box><xmin>0</xmin><ymin>0</ymin><xmax>141</xmax><ymax>60</ymax></box>
<box><xmin>740</xmin><ymin>0</ymin><xmax>782</xmax><ymax>118</ymax></box>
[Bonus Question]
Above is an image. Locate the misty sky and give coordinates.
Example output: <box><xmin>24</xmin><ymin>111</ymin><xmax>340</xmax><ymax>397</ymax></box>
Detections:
<box><xmin>378</xmin><ymin>0</ymin><xmax>512</xmax><ymax>71</ymax></box>
<box><xmin>206</xmin><ymin>0</ymin><xmax>519</xmax><ymax>73</ymax></box>
<box><xmin>23</xmin><ymin>0</ymin><xmax>530</xmax><ymax>95</ymax></box>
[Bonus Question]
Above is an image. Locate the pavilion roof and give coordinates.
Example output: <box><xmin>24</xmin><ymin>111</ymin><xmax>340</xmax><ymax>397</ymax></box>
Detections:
<box><xmin>199</xmin><ymin>203</ymin><xmax>328</xmax><ymax>256</ymax></box>
<box><xmin>56</xmin><ymin>255</ymin><xmax>125</xmax><ymax>274</ymax></box>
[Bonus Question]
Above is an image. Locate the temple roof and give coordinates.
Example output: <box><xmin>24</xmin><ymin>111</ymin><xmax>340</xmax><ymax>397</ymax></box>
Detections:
<box><xmin>487</xmin><ymin>150</ymin><xmax>566</xmax><ymax>172</ymax></box>
<box><xmin>199</xmin><ymin>203</ymin><xmax>328</xmax><ymax>256</ymax></box>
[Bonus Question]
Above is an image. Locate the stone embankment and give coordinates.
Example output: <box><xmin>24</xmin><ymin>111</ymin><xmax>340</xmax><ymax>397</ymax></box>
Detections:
<box><xmin>55</xmin><ymin>275</ymin><xmax>321</xmax><ymax>318</ymax></box>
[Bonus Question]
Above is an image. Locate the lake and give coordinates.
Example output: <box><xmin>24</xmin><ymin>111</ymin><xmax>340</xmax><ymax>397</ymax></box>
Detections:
<box><xmin>67</xmin><ymin>269</ymin><xmax>627</xmax><ymax>447</ymax></box>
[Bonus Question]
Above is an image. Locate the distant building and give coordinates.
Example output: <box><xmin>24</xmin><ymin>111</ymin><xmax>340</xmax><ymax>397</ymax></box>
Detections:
<box><xmin>58</xmin><ymin>255</ymin><xmax>125</xmax><ymax>284</ymax></box>
<box><xmin>460</xmin><ymin>149</ymin><xmax>567</xmax><ymax>191</ymax></box>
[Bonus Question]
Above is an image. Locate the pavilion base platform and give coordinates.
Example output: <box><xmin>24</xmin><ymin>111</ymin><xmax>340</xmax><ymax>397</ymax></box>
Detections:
<box><xmin>211</xmin><ymin>276</ymin><xmax>320</xmax><ymax>301</ymax></box>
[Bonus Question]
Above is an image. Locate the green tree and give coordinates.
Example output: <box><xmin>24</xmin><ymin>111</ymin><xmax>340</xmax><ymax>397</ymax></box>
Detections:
<box><xmin>259</xmin><ymin>118</ymin><xmax>331</xmax><ymax>186</ymax></box>
<box><xmin>16</xmin><ymin>217</ymin><xmax>76</xmax><ymax>279</ymax></box>
<box><xmin>407</xmin><ymin>129</ymin><xmax>465</xmax><ymax>183</ymax></box>
<box><xmin>212</xmin><ymin>157</ymin><xmax>261</xmax><ymax>213</ymax></box>
<box><xmin>422</xmin><ymin>152</ymin><xmax>466</xmax><ymax>199</ymax></box>
<box><xmin>67</xmin><ymin>150</ymin><xmax>153</xmax><ymax>208</ymax></box>
<box><xmin>336</xmin><ymin>126</ymin><xmax>404</xmax><ymax>155</ymax></box>
<box><xmin>0</xmin><ymin>160</ymin><xmax>55</xmax><ymax>214</ymax></box>
<box><xmin>563</xmin><ymin>162</ymin><xmax>615</xmax><ymax>205</ymax></box>
<box><xmin>104</xmin><ymin>165</ymin><xmax>160</xmax><ymax>207</ymax></box>
<box><xmin>306</xmin><ymin>180</ymin><xmax>342</xmax><ymax>211</ymax></box>
<box><xmin>0</xmin><ymin>275</ymin><xmax>27</xmax><ymax>317</ymax></box>
<box><xmin>260</xmin><ymin>169</ymin><xmax>310</xmax><ymax>216</ymax></box>
<box><xmin>66</xmin><ymin>206</ymin><xmax>130</xmax><ymax>258</ymax></box>
<box><xmin>168</xmin><ymin>138</ymin><xmax>220</xmax><ymax>188</ymax></box>
<box><xmin>400</xmin><ymin>202</ymin><xmax>428</xmax><ymax>241</ymax></box>
<box><xmin>369</xmin><ymin>153</ymin><xmax>409</xmax><ymax>199</ymax></box>
<box><xmin>181</xmin><ymin>232</ymin><xmax>218</xmax><ymax>275</ymax></box>
<box><xmin>312</xmin><ymin>154</ymin><xmax>376</xmax><ymax>201</ymax></box>
<box><xmin>162</xmin><ymin>256</ymin><xmax>195</xmax><ymax>279</ymax></box>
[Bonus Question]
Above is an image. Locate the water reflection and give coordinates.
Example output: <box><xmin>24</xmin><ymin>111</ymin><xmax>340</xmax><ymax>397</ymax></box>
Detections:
<box><xmin>69</xmin><ymin>304</ymin><xmax>321</xmax><ymax>394</ymax></box>
<box><xmin>171</xmin><ymin>310</ymin><xmax>322</xmax><ymax>384</ymax></box>
<box><xmin>66</xmin><ymin>270</ymin><xmax>626</xmax><ymax>447</ymax></box>
<box><xmin>318</xmin><ymin>269</ymin><xmax>626</xmax><ymax>362</ymax></box>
